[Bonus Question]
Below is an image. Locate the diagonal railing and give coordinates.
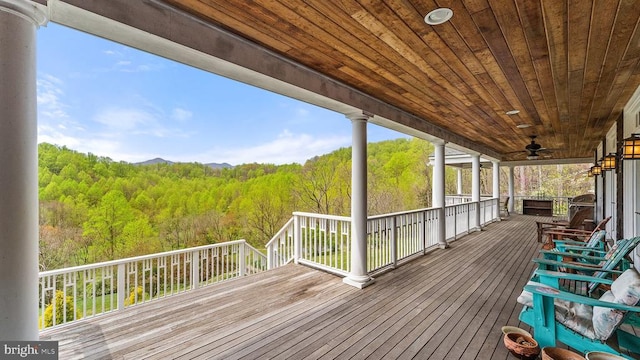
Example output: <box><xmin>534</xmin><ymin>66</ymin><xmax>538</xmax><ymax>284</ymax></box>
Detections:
<box><xmin>38</xmin><ymin>240</ymin><xmax>266</xmax><ymax>330</ymax></box>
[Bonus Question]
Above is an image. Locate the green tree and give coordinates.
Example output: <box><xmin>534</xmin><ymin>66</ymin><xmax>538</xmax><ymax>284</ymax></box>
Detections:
<box><xmin>83</xmin><ymin>190</ymin><xmax>135</xmax><ymax>260</ymax></box>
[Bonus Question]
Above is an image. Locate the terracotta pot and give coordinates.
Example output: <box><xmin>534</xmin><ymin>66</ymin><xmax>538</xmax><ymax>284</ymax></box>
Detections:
<box><xmin>585</xmin><ymin>352</ymin><xmax>626</xmax><ymax>360</ymax></box>
<box><xmin>501</xmin><ymin>326</ymin><xmax>532</xmax><ymax>338</ymax></box>
<box><xmin>503</xmin><ymin>332</ymin><xmax>540</xmax><ymax>360</ymax></box>
<box><xmin>541</xmin><ymin>347</ymin><xmax>586</xmax><ymax>360</ymax></box>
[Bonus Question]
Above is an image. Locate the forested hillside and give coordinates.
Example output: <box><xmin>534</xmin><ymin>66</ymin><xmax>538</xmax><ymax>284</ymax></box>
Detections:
<box><xmin>38</xmin><ymin>139</ymin><xmax>433</xmax><ymax>269</ymax></box>
<box><xmin>38</xmin><ymin>139</ymin><xmax>592</xmax><ymax>270</ymax></box>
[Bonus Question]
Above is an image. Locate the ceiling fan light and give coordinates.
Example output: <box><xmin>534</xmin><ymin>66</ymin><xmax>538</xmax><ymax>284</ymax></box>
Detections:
<box><xmin>506</xmin><ymin>110</ymin><xmax>520</xmax><ymax>115</ymax></box>
<box><xmin>424</xmin><ymin>8</ymin><xmax>453</xmax><ymax>25</ymax></box>
<box><xmin>526</xmin><ymin>154</ymin><xmax>539</xmax><ymax>160</ymax></box>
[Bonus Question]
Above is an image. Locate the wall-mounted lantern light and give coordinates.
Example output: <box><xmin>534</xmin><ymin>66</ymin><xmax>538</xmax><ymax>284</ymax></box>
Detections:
<box><xmin>622</xmin><ymin>133</ymin><xmax>640</xmax><ymax>160</ymax></box>
<box><xmin>602</xmin><ymin>153</ymin><xmax>617</xmax><ymax>171</ymax></box>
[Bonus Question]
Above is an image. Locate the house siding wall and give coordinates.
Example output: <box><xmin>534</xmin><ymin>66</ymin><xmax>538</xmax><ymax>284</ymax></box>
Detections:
<box><xmin>623</xmin><ymin>85</ymin><xmax>640</xmax><ymax>272</ymax></box>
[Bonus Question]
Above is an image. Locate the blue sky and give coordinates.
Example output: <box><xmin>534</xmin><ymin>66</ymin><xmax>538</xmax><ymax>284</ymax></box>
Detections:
<box><xmin>36</xmin><ymin>23</ymin><xmax>407</xmax><ymax>165</ymax></box>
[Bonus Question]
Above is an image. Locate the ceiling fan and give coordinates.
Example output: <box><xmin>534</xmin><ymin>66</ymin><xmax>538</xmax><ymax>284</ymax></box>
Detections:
<box><xmin>523</xmin><ymin>135</ymin><xmax>550</xmax><ymax>160</ymax></box>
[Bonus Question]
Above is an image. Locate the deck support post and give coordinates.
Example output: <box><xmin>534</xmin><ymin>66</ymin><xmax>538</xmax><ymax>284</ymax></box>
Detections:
<box><xmin>472</xmin><ymin>154</ymin><xmax>481</xmax><ymax>230</ymax></box>
<box><xmin>0</xmin><ymin>0</ymin><xmax>46</xmax><ymax>340</ymax></box>
<box><xmin>192</xmin><ymin>250</ymin><xmax>200</xmax><ymax>289</ymax></box>
<box><xmin>432</xmin><ymin>141</ymin><xmax>448</xmax><ymax>248</ymax></box>
<box><xmin>343</xmin><ymin>112</ymin><xmax>374</xmax><ymax>289</ymax></box>
<box><xmin>117</xmin><ymin>264</ymin><xmax>126</xmax><ymax>310</ymax></box>
<box><xmin>492</xmin><ymin>160</ymin><xmax>500</xmax><ymax>221</ymax></box>
<box><xmin>508</xmin><ymin>166</ymin><xmax>515</xmax><ymax>214</ymax></box>
<box><xmin>293</xmin><ymin>214</ymin><xmax>301</xmax><ymax>264</ymax></box>
<box><xmin>456</xmin><ymin>168</ymin><xmax>463</xmax><ymax>195</ymax></box>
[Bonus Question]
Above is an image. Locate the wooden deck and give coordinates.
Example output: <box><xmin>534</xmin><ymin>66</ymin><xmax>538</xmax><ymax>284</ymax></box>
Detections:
<box><xmin>39</xmin><ymin>215</ymin><xmax>597</xmax><ymax>359</ymax></box>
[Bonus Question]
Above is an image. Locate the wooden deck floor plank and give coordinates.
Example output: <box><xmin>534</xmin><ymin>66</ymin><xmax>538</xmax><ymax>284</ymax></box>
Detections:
<box><xmin>419</xmin><ymin>238</ymin><xmax>534</xmax><ymax>360</ymax></box>
<box><xmin>174</xmin><ymin>281</ymin><xmax>354</xmax><ymax>359</ymax></box>
<box><xmin>362</xmin><ymin>218</ymin><xmax>531</xmax><ymax>360</ymax></box>
<box><xmin>277</xmin><ymin>230</ymin><xmax>511</xmax><ymax>360</ymax></box>
<box><xmin>251</xmin><ymin>227</ymin><xmax>508</xmax><ymax>360</ymax></box>
<box><xmin>43</xmin><ymin>265</ymin><xmax>328</xmax><ymax>359</ymax></box>
<box><xmin>41</xmin><ymin>264</ymin><xmax>305</xmax><ymax>341</ymax></box>
<box><xmin>483</xmin><ymin>258</ymin><xmax>538</xmax><ymax>359</ymax></box>
<box><xmin>389</xmin><ymin>222</ymin><xmax>532</xmax><ymax>359</ymax></box>
<box><xmin>327</xmin><ymin>225</ymin><xmax>528</xmax><ymax>360</ymax></box>
<box><xmin>493</xmin><ymin>218</ymin><xmax>552</xmax><ymax>359</ymax></box>
<box><xmin>258</xmin><ymin>232</ymin><xmax>500</xmax><ymax>360</ymax></box>
<box><xmin>263</xmin><ymin>246</ymin><xmax>483</xmax><ymax>359</ymax></box>
<box><xmin>456</xmin><ymin>237</ymin><xmax>539</xmax><ymax>360</ymax></box>
<box><xmin>122</xmin><ymin>268</ymin><xmax>344</xmax><ymax>359</ymax></box>
<box><xmin>438</xmin><ymin>225</ymin><xmax>541</xmax><ymax>359</ymax></box>
<box><xmin>111</xmin><ymin>268</ymin><xmax>323</xmax><ymax>356</ymax></box>
<box><xmin>483</xmin><ymin>226</ymin><xmax>541</xmax><ymax>360</ymax></box>
<box><xmin>306</xmin><ymin>231</ymin><xmax>515</xmax><ymax>360</ymax></box>
<box><xmin>38</xmin><ymin>215</ymin><xmax>618</xmax><ymax>360</ymax></box>
<box><xmin>315</xmin><ymin>264</ymin><xmax>501</xmax><ymax>358</ymax></box>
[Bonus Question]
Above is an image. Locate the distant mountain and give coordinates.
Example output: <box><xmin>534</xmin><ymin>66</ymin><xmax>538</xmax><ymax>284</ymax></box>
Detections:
<box><xmin>206</xmin><ymin>162</ymin><xmax>233</xmax><ymax>169</ymax></box>
<box><xmin>134</xmin><ymin>158</ymin><xmax>233</xmax><ymax>169</ymax></box>
<box><xmin>135</xmin><ymin>158</ymin><xmax>173</xmax><ymax>166</ymax></box>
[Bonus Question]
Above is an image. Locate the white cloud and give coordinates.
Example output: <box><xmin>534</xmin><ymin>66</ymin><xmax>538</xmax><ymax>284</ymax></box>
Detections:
<box><xmin>93</xmin><ymin>108</ymin><xmax>156</xmax><ymax>131</ymax></box>
<box><xmin>38</xmin><ymin>125</ymin><xmax>83</xmax><ymax>149</ymax></box>
<box><xmin>37</xmin><ymin>123</ymin><xmax>162</xmax><ymax>163</ymax></box>
<box><xmin>103</xmin><ymin>50</ymin><xmax>123</xmax><ymax>56</ymax></box>
<box><xmin>296</xmin><ymin>108</ymin><xmax>310</xmax><ymax>117</ymax></box>
<box><xmin>180</xmin><ymin>130</ymin><xmax>351</xmax><ymax>165</ymax></box>
<box><xmin>172</xmin><ymin>108</ymin><xmax>192</xmax><ymax>123</ymax></box>
<box><xmin>100</xmin><ymin>48</ymin><xmax>161</xmax><ymax>73</ymax></box>
<box><xmin>37</xmin><ymin>74</ymin><xmax>92</xmax><ymax>148</ymax></box>
<box><xmin>91</xmin><ymin>106</ymin><xmax>194</xmax><ymax>140</ymax></box>
<box><xmin>37</xmin><ymin>75</ymin><xmax>69</xmax><ymax>120</ymax></box>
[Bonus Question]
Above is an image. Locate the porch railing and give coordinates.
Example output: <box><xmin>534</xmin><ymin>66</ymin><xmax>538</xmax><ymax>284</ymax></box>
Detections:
<box><xmin>446</xmin><ymin>195</ymin><xmax>570</xmax><ymax>218</ymax></box>
<box><xmin>41</xmin><ymin>199</ymin><xmax>500</xmax><ymax>331</ymax></box>
<box><xmin>444</xmin><ymin>195</ymin><xmax>493</xmax><ymax>205</ymax></box>
<box><xmin>266</xmin><ymin>198</ymin><xmax>500</xmax><ymax>275</ymax></box>
<box><xmin>38</xmin><ymin>240</ymin><xmax>266</xmax><ymax>330</ymax></box>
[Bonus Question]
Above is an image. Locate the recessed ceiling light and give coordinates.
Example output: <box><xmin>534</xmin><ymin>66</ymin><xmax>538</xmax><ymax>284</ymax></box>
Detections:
<box><xmin>516</xmin><ymin>124</ymin><xmax>531</xmax><ymax>129</ymax></box>
<box><xmin>424</xmin><ymin>8</ymin><xmax>453</xmax><ymax>25</ymax></box>
<box><xmin>506</xmin><ymin>110</ymin><xmax>520</xmax><ymax>115</ymax></box>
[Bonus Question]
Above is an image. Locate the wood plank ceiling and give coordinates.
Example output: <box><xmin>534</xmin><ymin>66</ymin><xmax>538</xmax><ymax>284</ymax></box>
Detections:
<box><xmin>164</xmin><ymin>0</ymin><xmax>640</xmax><ymax>161</ymax></box>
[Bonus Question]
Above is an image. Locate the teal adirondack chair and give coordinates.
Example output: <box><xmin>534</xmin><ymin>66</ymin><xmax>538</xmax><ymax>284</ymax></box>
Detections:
<box><xmin>540</xmin><ymin>236</ymin><xmax>630</xmax><ymax>269</ymax></box>
<box><xmin>518</xmin><ymin>268</ymin><xmax>640</xmax><ymax>358</ymax></box>
<box><xmin>534</xmin><ymin>237</ymin><xmax>640</xmax><ymax>295</ymax></box>
<box><xmin>553</xmin><ymin>229</ymin><xmax>607</xmax><ymax>253</ymax></box>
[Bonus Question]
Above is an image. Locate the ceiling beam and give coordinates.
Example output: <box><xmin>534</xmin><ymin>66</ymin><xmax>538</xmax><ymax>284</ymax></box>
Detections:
<box><xmin>501</xmin><ymin>157</ymin><xmax>593</xmax><ymax>167</ymax></box>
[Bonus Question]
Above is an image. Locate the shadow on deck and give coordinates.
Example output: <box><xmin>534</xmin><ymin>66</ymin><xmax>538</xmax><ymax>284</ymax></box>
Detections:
<box><xmin>41</xmin><ymin>215</ymin><xmax>549</xmax><ymax>359</ymax></box>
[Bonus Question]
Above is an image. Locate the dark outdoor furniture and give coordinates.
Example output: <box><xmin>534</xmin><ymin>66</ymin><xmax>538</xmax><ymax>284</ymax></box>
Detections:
<box><xmin>535</xmin><ymin>207</ymin><xmax>593</xmax><ymax>245</ymax></box>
